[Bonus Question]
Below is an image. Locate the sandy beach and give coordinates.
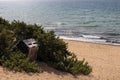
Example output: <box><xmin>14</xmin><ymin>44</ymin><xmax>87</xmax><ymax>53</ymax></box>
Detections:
<box><xmin>0</xmin><ymin>40</ymin><xmax>120</xmax><ymax>80</ymax></box>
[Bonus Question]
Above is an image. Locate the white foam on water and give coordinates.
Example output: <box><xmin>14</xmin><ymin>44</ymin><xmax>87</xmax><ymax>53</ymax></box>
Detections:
<box><xmin>60</xmin><ymin>36</ymin><xmax>106</xmax><ymax>43</ymax></box>
<box><xmin>44</xmin><ymin>27</ymin><xmax>56</xmax><ymax>30</ymax></box>
<box><xmin>82</xmin><ymin>35</ymin><xmax>101</xmax><ymax>39</ymax></box>
<box><xmin>60</xmin><ymin>36</ymin><xmax>120</xmax><ymax>46</ymax></box>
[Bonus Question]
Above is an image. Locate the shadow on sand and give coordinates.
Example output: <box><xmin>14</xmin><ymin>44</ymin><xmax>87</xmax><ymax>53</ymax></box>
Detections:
<box><xmin>37</xmin><ymin>62</ymin><xmax>93</xmax><ymax>79</ymax></box>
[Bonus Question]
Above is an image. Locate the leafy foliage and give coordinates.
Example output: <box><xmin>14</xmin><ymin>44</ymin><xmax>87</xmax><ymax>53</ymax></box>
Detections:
<box><xmin>0</xmin><ymin>51</ymin><xmax>41</xmax><ymax>73</ymax></box>
<box><xmin>0</xmin><ymin>17</ymin><xmax>92</xmax><ymax>75</ymax></box>
<box><xmin>0</xmin><ymin>28</ymin><xmax>15</xmax><ymax>56</ymax></box>
<box><xmin>0</xmin><ymin>17</ymin><xmax>10</xmax><ymax>26</ymax></box>
<box><xmin>56</xmin><ymin>54</ymin><xmax>92</xmax><ymax>75</ymax></box>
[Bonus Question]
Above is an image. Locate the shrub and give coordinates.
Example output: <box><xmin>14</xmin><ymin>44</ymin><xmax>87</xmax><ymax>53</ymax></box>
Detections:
<box><xmin>0</xmin><ymin>28</ymin><xmax>15</xmax><ymax>55</ymax></box>
<box><xmin>0</xmin><ymin>17</ymin><xmax>10</xmax><ymax>26</ymax></box>
<box><xmin>36</xmin><ymin>31</ymin><xmax>92</xmax><ymax>75</ymax></box>
<box><xmin>0</xmin><ymin>17</ymin><xmax>92</xmax><ymax>75</ymax></box>
<box><xmin>49</xmin><ymin>52</ymin><xmax>92</xmax><ymax>75</ymax></box>
<box><xmin>10</xmin><ymin>19</ymin><xmax>92</xmax><ymax>75</ymax></box>
<box><xmin>0</xmin><ymin>51</ymin><xmax>41</xmax><ymax>73</ymax></box>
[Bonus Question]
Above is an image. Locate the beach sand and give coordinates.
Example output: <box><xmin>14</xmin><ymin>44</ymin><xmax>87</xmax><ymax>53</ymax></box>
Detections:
<box><xmin>0</xmin><ymin>40</ymin><xmax>120</xmax><ymax>80</ymax></box>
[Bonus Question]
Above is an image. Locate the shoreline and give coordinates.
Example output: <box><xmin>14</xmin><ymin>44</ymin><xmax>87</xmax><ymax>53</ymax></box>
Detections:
<box><xmin>63</xmin><ymin>38</ymin><xmax>120</xmax><ymax>46</ymax></box>
<box><xmin>59</xmin><ymin>35</ymin><xmax>120</xmax><ymax>46</ymax></box>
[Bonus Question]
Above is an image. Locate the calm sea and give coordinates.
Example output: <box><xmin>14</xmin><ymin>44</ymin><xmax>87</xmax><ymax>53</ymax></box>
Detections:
<box><xmin>0</xmin><ymin>1</ymin><xmax>120</xmax><ymax>44</ymax></box>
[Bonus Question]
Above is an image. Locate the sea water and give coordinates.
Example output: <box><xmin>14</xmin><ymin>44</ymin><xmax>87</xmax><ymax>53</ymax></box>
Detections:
<box><xmin>0</xmin><ymin>0</ymin><xmax>120</xmax><ymax>44</ymax></box>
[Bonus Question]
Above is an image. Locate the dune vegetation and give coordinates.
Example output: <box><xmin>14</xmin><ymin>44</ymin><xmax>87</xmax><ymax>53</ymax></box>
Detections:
<box><xmin>0</xmin><ymin>17</ymin><xmax>92</xmax><ymax>75</ymax></box>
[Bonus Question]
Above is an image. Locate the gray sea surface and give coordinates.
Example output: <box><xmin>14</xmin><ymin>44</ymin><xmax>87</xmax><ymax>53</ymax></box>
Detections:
<box><xmin>0</xmin><ymin>0</ymin><xmax>120</xmax><ymax>44</ymax></box>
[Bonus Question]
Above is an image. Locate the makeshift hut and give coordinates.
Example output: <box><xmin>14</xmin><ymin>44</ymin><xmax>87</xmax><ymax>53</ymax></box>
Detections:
<box><xmin>16</xmin><ymin>38</ymin><xmax>39</xmax><ymax>60</ymax></box>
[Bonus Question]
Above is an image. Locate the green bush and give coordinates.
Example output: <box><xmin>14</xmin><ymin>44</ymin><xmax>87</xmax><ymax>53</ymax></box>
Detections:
<box><xmin>59</xmin><ymin>58</ymin><xmax>92</xmax><ymax>75</ymax></box>
<box><xmin>0</xmin><ymin>51</ymin><xmax>41</xmax><ymax>73</ymax></box>
<box><xmin>49</xmin><ymin>53</ymin><xmax>92</xmax><ymax>75</ymax></box>
<box><xmin>0</xmin><ymin>28</ymin><xmax>15</xmax><ymax>56</ymax></box>
<box><xmin>0</xmin><ymin>17</ymin><xmax>92</xmax><ymax>75</ymax></box>
<box><xmin>35</xmin><ymin>30</ymin><xmax>92</xmax><ymax>75</ymax></box>
<box><xmin>0</xmin><ymin>17</ymin><xmax>10</xmax><ymax>26</ymax></box>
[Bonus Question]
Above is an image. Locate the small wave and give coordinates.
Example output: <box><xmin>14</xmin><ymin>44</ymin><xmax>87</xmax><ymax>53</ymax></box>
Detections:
<box><xmin>115</xmin><ymin>23</ymin><xmax>120</xmax><ymax>25</ymax></box>
<box><xmin>83</xmin><ymin>21</ymin><xmax>96</xmax><ymax>24</ymax></box>
<box><xmin>104</xmin><ymin>33</ymin><xmax>120</xmax><ymax>36</ymax></box>
<box><xmin>56</xmin><ymin>22</ymin><xmax>67</xmax><ymax>26</ymax></box>
<box><xmin>82</xmin><ymin>35</ymin><xmax>101</xmax><ymax>39</ymax></box>
<box><xmin>60</xmin><ymin>36</ymin><xmax>120</xmax><ymax>46</ymax></box>
<box><xmin>45</xmin><ymin>22</ymin><xmax>67</xmax><ymax>26</ymax></box>
<box><xmin>60</xmin><ymin>36</ymin><xmax>107</xmax><ymax>43</ymax></box>
<box><xmin>106</xmin><ymin>40</ymin><xmax>120</xmax><ymax>45</ymax></box>
<box><xmin>44</xmin><ymin>27</ymin><xmax>56</xmax><ymax>30</ymax></box>
<box><xmin>80</xmin><ymin>25</ymin><xmax>99</xmax><ymax>27</ymax></box>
